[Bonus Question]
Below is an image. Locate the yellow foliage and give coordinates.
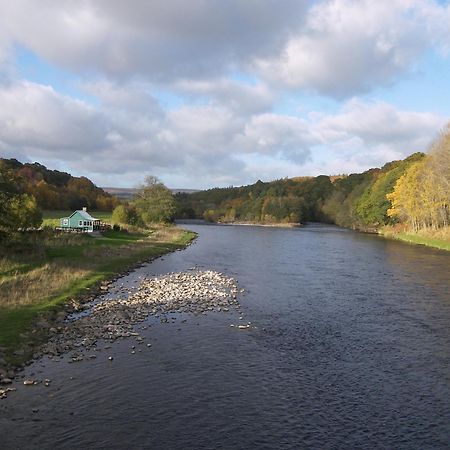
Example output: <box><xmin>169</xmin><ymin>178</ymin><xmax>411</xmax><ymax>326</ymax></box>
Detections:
<box><xmin>388</xmin><ymin>123</ymin><xmax>450</xmax><ymax>231</ymax></box>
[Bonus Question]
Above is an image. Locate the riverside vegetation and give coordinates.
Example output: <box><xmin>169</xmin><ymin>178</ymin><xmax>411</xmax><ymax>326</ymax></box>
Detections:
<box><xmin>176</xmin><ymin>124</ymin><xmax>450</xmax><ymax>250</ymax></box>
<box><xmin>0</xmin><ymin>225</ymin><xmax>195</xmax><ymax>372</ymax></box>
<box><xmin>1</xmin><ymin>125</ymin><xmax>449</xmax><ymax>383</ymax></box>
<box><xmin>0</xmin><ymin>166</ymin><xmax>196</xmax><ymax>376</ymax></box>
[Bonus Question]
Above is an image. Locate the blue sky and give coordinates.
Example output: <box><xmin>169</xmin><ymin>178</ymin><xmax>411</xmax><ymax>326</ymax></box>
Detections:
<box><xmin>0</xmin><ymin>0</ymin><xmax>449</xmax><ymax>189</ymax></box>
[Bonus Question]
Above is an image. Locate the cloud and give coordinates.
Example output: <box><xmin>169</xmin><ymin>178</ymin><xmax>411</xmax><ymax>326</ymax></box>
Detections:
<box><xmin>0</xmin><ymin>0</ymin><xmax>307</xmax><ymax>81</ymax></box>
<box><xmin>255</xmin><ymin>0</ymin><xmax>450</xmax><ymax>97</ymax></box>
<box><xmin>0</xmin><ymin>80</ymin><xmax>108</xmax><ymax>154</ymax></box>
<box><xmin>172</xmin><ymin>79</ymin><xmax>275</xmax><ymax>115</ymax></box>
<box><xmin>1</xmin><ymin>78</ymin><xmax>446</xmax><ymax>188</ymax></box>
<box><xmin>0</xmin><ymin>0</ymin><xmax>448</xmax><ymax>99</ymax></box>
<box><xmin>315</xmin><ymin>99</ymin><xmax>445</xmax><ymax>151</ymax></box>
<box><xmin>234</xmin><ymin>114</ymin><xmax>313</xmax><ymax>163</ymax></box>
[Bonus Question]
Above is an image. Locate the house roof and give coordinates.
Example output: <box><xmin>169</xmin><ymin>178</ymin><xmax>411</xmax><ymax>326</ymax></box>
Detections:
<box><xmin>69</xmin><ymin>210</ymin><xmax>99</xmax><ymax>221</ymax></box>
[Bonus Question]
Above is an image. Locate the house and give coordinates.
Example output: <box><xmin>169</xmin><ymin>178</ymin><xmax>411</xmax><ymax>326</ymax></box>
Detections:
<box><xmin>59</xmin><ymin>207</ymin><xmax>101</xmax><ymax>233</ymax></box>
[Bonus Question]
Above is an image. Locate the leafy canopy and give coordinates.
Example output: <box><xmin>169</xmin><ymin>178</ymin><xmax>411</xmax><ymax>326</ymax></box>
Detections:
<box><xmin>134</xmin><ymin>176</ymin><xmax>175</xmax><ymax>224</ymax></box>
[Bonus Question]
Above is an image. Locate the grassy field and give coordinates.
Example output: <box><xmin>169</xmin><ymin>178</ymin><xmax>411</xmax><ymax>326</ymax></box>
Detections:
<box><xmin>381</xmin><ymin>226</ymin><xmax>450</xmax><ymax>251</ymax></box>
<box><xmin>0</xmin><ymin>226</ymin><xmax>196</xmax><ymax>364</ymax></box>
<box><xmin>42</xmin><ymin>210</ymin><xmax>113</xmax><ymax>228</ymax></box>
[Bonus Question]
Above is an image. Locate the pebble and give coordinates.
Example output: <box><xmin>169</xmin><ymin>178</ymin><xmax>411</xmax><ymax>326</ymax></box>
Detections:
<box><xmin>37</xmin><ymin>270</ymin><xmax>241</xmax><ymax>365</ymax></box>
<box><xmin>0</xmin><ymin>270</ymin><xmax>244</xmax><ymax>400</ymax></box>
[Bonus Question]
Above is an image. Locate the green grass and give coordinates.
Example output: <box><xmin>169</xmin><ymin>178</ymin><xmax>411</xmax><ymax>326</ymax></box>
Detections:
<box><xmin>42</xmin><ymin>210</ymin><xmax>113</xmax><ymax>227</ymax></box>
<box><xmin>390</xmin><ymin>233</ymin><xmax>450</xmax><ymax>251</ymax></box>
<box><xmin>0</xmin><ymin>227</ymin><xmax>196</xmax><ymax>362</ymax></box>
<box><xmin>380</xmin><ymin>226</ymin><xmax>450</xmax><ymax>251</ymax></box>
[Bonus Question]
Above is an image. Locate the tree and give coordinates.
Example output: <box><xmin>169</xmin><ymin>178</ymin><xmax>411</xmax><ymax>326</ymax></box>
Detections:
<box><xmin>112</xmin><ymin>205</ymin><xmax>129</xmax><ymax>224</ymax></box>
<box><xmin>387</xmin><ymin>162</ymin><xmax>424</xmax><ymax>230</ymax></box>
<box><xmin>387</xmin><ymin>126</ymin><xmax>450</xmax><ymax>231</ymax></box>
<box><xmin>134</xmin><ymin>176</ymin><xmax>176</xmax><ymax>224</ymax></box>
<box><xmin>9</xmin><ymin>194</ymin><xmax>42</xmax><ymax>230</ymax></box>
<box><xmin>0</xmin><ymin>163</ymin><xmax>42</xmax><ymax>237</ymax></box>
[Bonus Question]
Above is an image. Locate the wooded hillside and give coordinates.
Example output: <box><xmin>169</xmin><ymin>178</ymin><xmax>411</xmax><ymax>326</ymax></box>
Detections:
<box><xmin>0</xmin><ymin>158</ymin><xmax>118</xmax><ymax>211</ymax></box>
<box><xmin>176</xmin><ymin>151</ymin><xmax>435</xmax><ymax>232</ymax></box>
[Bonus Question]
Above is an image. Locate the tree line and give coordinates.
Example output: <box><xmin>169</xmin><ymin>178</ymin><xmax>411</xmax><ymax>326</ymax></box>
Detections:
<box><xmin>176</xmin><ymin>124</ymin><xmax>449</xmax><ymax>234</ymax></box>
<box><xmin>387</xmin><ymin>125</ymin><xmax>449</xmax><ymax>231</ymax></box>
<box><xmin>1</xmin><ymin>158</ymin><xmax>118</xmax><ymax>212</ymax></box>
<box><xmin>0</xmin><ymin>158</ymin><xmax>124</xmax><ymax>239</ymax></box>
<box><xmin>1</xmin><ymin>124</ymin><xmax>448</xmax><ymax>238</ymax></box>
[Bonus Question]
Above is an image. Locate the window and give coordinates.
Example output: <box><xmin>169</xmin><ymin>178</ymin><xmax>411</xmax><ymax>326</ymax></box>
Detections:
<box><xmin>84</xmin><ymin>221</ymin><xmax>87</xmax><ymax>226</ymax></box>
<box><xmin>79</xmin><ymin>220</ymin><xmax>83</xmax><ymax>226</ymax></box>
<box><xmin>63</xmin><ymin>219</ymin><xmax>68</xmax><ymax>226</ymax></box>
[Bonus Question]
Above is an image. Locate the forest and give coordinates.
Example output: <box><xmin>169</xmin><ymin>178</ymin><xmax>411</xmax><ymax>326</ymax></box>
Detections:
<box><xmin>176</xmin><ymin>125</ymin><xmax>450</xmax><ymax>235</ymax></box>
<box><xmin>0</xmin><ymin>158</ymin><xmax>118</xmax><ymax>212</ymax></box>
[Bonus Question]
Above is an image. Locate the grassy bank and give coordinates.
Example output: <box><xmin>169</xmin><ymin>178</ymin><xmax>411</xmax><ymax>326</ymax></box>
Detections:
<box><xmin>380</xmin><ymin>226</ymin><xmax>450</xmax><ymax>251</ymax></box>
<box><xmin>0</xmin><ymin>226</ymin><xmax>196</xmax><ymax>364</ymax></box>
<box><xmin>42</xmin><ymin>210</ymin><xmax>113</xmax><ymax>228</ymax></box>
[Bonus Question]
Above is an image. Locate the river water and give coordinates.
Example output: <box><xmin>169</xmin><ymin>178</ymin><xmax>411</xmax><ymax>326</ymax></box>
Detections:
<box><xmin>1</xmin><ymin>223</ymin><xmax>450</xmax><ymax>449</ymax></box>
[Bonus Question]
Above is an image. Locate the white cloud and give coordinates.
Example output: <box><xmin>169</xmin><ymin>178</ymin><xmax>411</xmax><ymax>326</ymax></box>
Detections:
<box><xmin>173</xmin><ymin>79</ymin><xmax>275</xmax><ymax>115</ymax></box>
<box><xmin>1</xmin><ymin>78</ymin><xmax>446</xmax><ymax>188</ymax></box>
<box><xmin>315</xmin><ymin>99</ymin><xmax>445</xmax><ymax>151</ymax></box>
<box><xmin>0</xmin><ymin>0</ymin><xmax>306</xmax><ymax>81</ymax></box>
<box><xmin>0</xmin><ymin>81</ymin><xmax>108</xmax><ymax>153</ymax></box>
<box><xmin>255</xmin><ymin>0</ymin><xmax>450</xmax><ymax>97</ymax></box>
<box><xmin>234</xmin><ymin>114</ymin><xmax>313</xmax><ymax>163</ymax></box>
<box><xmin>0</xmin><ymin>0</ymin><xmax>448</xmax><ymax>100</ymax></box>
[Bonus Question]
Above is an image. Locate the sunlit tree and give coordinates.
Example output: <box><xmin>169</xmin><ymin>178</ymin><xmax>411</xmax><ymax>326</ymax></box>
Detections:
<box><xmin>134</xmin><ymin>176</ymin><xmax>176</xmax><ymax>224</ymax></box>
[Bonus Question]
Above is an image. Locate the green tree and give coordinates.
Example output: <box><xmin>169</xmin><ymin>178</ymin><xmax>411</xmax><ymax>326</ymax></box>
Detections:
<box><xmin>112</xmin><ymin>205</ymin><xmax>129</xmax><ymax>224</ymax></box>
<box><xmin>134</xmin><ymin>176</ymin><xmax>176</xmax><ymax>224</ymax></box>
<box><xmin>0</xmin><ymin>163</ymin><xmax>42</xmax><ymax>237</ymax></box>
<box><xmin>10</xmin><ymin>194</ymin><xmax>42</xmax><ymax>230</ymax></box>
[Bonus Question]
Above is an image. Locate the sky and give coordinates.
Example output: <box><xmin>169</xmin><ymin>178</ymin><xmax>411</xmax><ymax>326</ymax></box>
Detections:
<box><xmin>0</xmin><ymin>0</ymin><xmax>449</xmax><ymax>189</ymax></box>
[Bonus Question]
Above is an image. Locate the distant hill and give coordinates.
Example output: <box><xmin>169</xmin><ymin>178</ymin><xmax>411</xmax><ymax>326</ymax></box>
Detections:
<box><xmin>103</xmin><ymin>186</ymin><xmax>200</xmax><ymax>200</ymax></box>
<box><xmin>0</xmin><ymin>158</ymin><xmax>118</xmax><ymax>211</ymax></box>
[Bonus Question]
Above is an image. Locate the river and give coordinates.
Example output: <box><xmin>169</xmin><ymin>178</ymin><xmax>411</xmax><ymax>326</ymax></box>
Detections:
<box><xmin>1</xmin><ymin>223</ymin><xmax>450</xmax><ymax>449</ymax></box>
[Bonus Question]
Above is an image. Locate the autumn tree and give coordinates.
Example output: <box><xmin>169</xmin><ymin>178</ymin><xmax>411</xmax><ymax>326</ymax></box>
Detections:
<box><xmin>134</xmin><ymin>176</ymin><xmax>176</xmax><ymax>224</ymax></box>
<box><xmin>0</xmin><ymin>163</ymin><xmax>42</xmax><ymax>238</ymax></box>
<box><xmin>387</xmin><ymin>162</ymin><xmax>424</xmax><ymax>230</ymax></box>
<box><xmin>387</xmin><ymin>125</ymin><xmax>450</xmax><ymax>231</ymax></box>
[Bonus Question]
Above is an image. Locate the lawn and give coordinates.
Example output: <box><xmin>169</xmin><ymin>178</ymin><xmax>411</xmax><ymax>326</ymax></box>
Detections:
<box><xmin>42</xmin><ymin>210</ymin><xmax>113</xmax><ymax>228</ymax></box>
<box><xmin>381</xmin><ymin>225</ymin><xmax>450</xmax><ymax>251</ymax></box>
<box><xmin>0</xmin><ymin>226</ymin><xmax>196</xmax><ymax>364</ymax></box>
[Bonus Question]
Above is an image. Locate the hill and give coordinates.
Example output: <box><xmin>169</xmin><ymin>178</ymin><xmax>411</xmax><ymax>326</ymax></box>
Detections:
<box><xmin>0</xmin><ymin>158</ymin><xmax>118</xmax><ymax>211</ymax></box>
<box><xmin>103</xmin><ymin>186</ymin><xmax>200</xmax><ymax>200</ymax></box>
<box><xmin>175</xmin><ymin>152</ymin><xmax>426</xmax><ymax>231</ymax></box>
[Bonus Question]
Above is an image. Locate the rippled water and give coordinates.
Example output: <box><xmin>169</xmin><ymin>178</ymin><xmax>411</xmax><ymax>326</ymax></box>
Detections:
<box><xmin>1</xmin><ymin>223</ymin><xmax>450</xmax><ymax>449</ymax></box>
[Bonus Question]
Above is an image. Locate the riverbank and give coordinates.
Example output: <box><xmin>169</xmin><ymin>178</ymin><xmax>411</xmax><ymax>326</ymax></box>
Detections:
<box><xmin>380</xmin><ymin>225</ymin><xmax>450</xmax><ymax>251</ymax></box>
<box><xmin>0</xmin><ymin>227</ymin><xmax>196</xmax><ymax>374</ymax></box>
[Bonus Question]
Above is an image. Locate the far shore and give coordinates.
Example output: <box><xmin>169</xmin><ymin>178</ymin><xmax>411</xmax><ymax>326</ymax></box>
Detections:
<box><xmin>218</xmin><ymin>221</ymin><xmax>301</xmax><ymax>228</ymax></box>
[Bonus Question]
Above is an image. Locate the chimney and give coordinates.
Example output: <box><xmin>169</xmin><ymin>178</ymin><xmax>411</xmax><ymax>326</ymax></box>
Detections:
<box><xmin>82</xmin><ymin>207</ymin><xmax>87</xmax><ymax>211</ymax></box>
